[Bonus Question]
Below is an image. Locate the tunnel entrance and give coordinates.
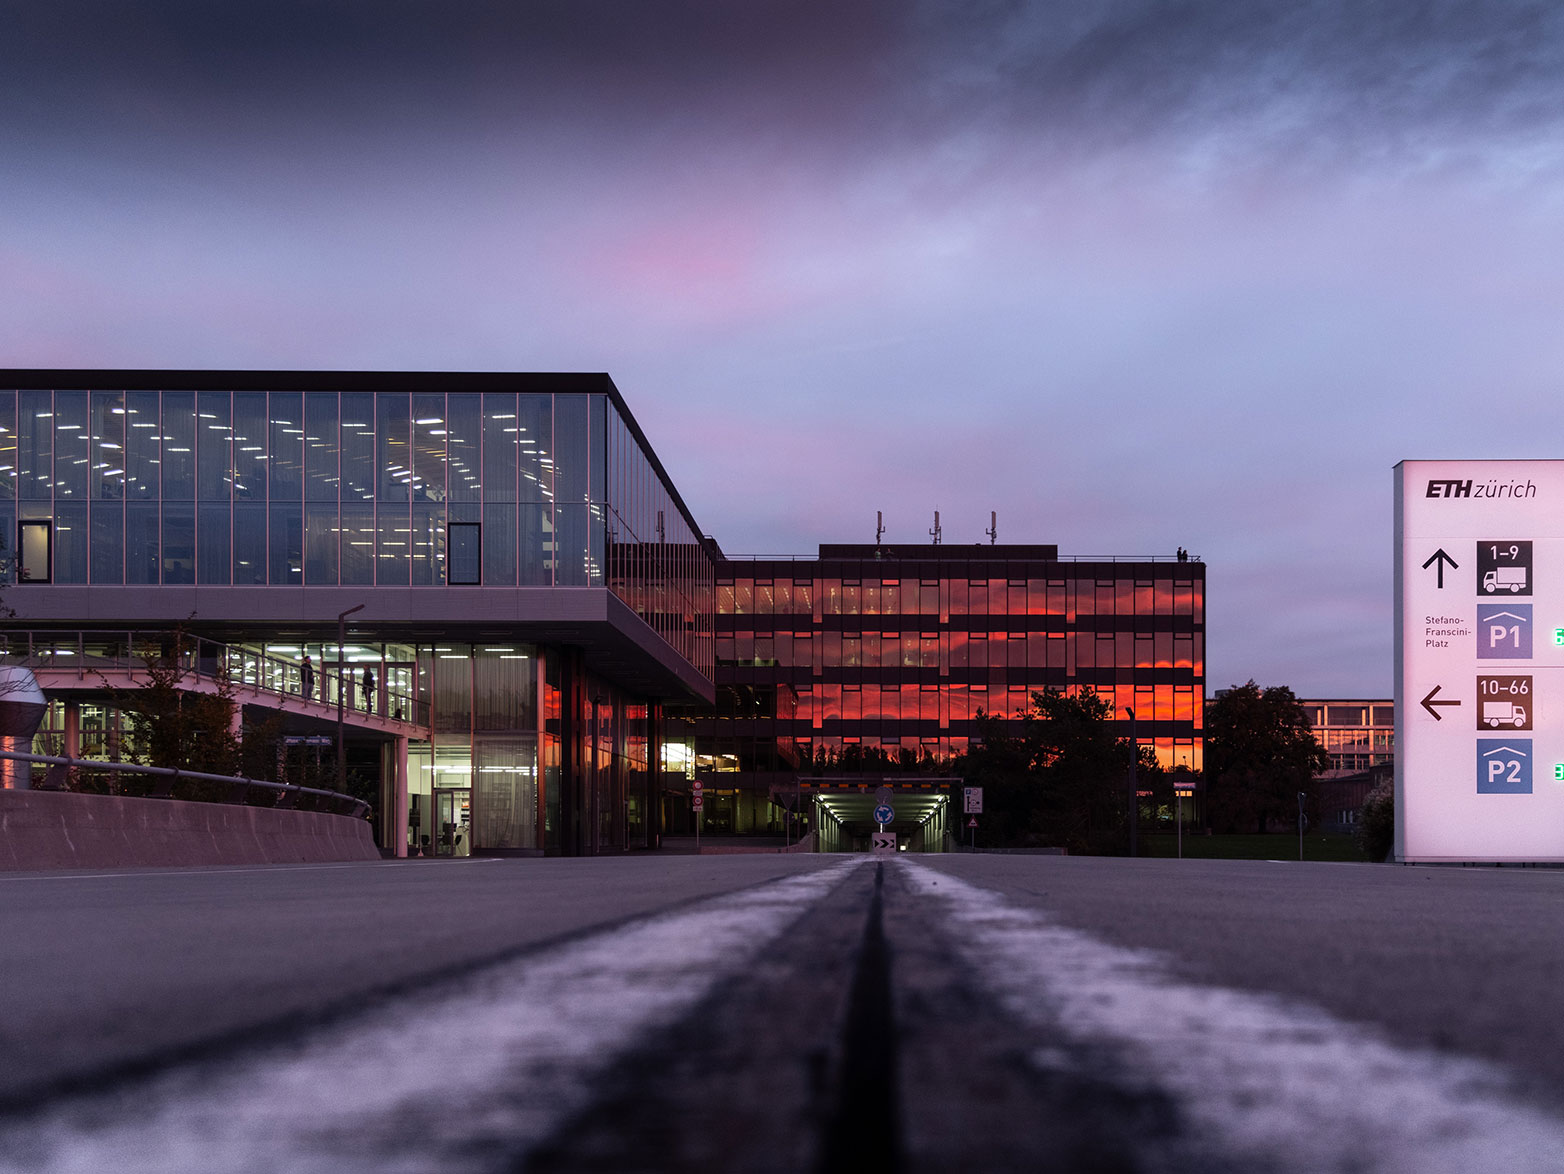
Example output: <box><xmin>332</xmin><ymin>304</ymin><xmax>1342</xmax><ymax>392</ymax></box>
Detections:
<box><xmin>806</xmin><ymin>777</ymin><xmax>960</xmax><ymax>853</ymax></box>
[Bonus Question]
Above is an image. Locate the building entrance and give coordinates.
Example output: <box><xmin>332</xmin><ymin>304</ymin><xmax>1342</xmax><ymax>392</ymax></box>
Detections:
<box><xmin>433</xmin><ymin>788</ymin><xmax>471</xmax><ymax>857</ymax></box>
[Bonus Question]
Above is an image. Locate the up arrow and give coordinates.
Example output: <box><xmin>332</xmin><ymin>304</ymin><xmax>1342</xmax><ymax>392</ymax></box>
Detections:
<box><xmin>1421</xmin><ymin>548</ymin><xmax>1459</xmax><ymax>589</ymax></box>
<box><xmin>1420</xmin><ymin>685</ymin><xmax>1461</xmax><ymax>720</ymax></box>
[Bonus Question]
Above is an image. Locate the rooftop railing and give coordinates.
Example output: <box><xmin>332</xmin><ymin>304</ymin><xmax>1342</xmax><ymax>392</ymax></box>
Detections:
<box><xmin>719</xmin><ymin>553</ymin><xmax>1205</xmax><ymax>565</ymax></box>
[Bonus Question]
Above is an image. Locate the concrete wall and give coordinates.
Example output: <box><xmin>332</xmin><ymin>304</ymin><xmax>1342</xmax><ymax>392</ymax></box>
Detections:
<box><xmin>0</xmin><ymin>790</ymin><xmax>380</xmax><ymax>871</ymax></box>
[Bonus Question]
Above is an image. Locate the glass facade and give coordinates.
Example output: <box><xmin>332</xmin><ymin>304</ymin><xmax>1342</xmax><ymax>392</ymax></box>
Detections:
<box><xmin>3</xmin><ymin>373</ymin><xmax>715</xmax><ymax>857</ymax></box>
<box><xmin>0</xmin><ymin>385</ymin><xmax>713</xmax><ymax>680</ymax></box>
<box><xmin>684</xmin><ymin>545</ymin><xmax>1205</xmax><ymax>824</ymax></box>
<box><xmin>1299</xmin><ymin>699</ymin><xmax>1395</xmax><ymax>775</ymax></box>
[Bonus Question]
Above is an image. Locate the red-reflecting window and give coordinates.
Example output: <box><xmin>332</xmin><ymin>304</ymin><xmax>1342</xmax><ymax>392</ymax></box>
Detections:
<box><xmin>1153</xmin><ymin>580</ymin><xmax>1175</xmax><ymax>615</ymax></box>
<box><xmin>818</xmin><ymin>684</ymin><xmax>841</xmax><ymax>722</ymax></box>
<box><xmin>842</xmin><ymin>685</ymin><xmax>861</xmax><ymax>722</ymax></box>
<box><xmin>948</xmin><ymin>579</ymin><xmax>968</xmax><ymax>616</ymax></box>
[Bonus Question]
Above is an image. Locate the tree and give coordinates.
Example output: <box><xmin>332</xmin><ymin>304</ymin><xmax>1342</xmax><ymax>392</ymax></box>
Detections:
<box><xmin>104</xmin><ymin>630</ymin><xmax>251</xmax><ymax>801</ymax></box>
<box><xmin>1203</xmin><ymin>681</ymin><xmax>1329</xmax><ymax>834</ymax></box>
<box><xmin>959</xmin><ymin>688</ymin><xmax>1143</xmax><ymax>854</ymax></box>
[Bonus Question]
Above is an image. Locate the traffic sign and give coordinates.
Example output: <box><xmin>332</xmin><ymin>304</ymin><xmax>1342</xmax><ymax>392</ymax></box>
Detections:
<box><xmin>873</xmin><ymin>804</ymin><xmax>895</xmax><ymax>826</ymax></box>
<box><xmin>963</xmin><ymin>786</ymin><xmax>983</xmax><ymax>814</ymax></box>
<box><xmin>874</xmin><ymin>785</ymin><xmax>894</xmax><ymax>807</ymax></box>
<box><xmin>966</xmin><ymin>817</ymin><xmax>978</xmax><ymax>828</ymax></box>
<box><xmin>691</xmin><ymin>779</ymin><xmax>703</xmax><ymax>793</ymax></box>
<box><xmin>691</xmin><ymin>794</ymin><xmax>704</xmax><ymax>810</ymax></box>
<box><xmin>1396</xmin><ymin>460</ymin><xmax>1564</xmax><ymax>861</ymax></box>
<box><xmin>871</xmin><ymin>832</ymin><xmax>896</xmax><ymax>856</ymax></box>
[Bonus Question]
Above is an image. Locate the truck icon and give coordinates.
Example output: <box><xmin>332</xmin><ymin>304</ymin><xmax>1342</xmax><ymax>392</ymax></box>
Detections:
<box><xmin>1484</xmin><ymin>567</ymin><xmax>1527</xmax><ymax>593</ymax></box>
<box><xmin>1483</xmin><ymin>701</ymin><xmax>1528</xmax><ymax>728</ymax></box>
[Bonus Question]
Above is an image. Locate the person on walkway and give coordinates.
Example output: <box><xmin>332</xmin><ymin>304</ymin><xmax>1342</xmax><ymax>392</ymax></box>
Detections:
<box><xmin>362</xmin><ymin>666</ymin><xmax>376</xmax><ymax>713</ymax></box>
<box><xmin>300</xmin><ymin>655</ymin><xmax>314</xmax><ymax>699</ymax></box>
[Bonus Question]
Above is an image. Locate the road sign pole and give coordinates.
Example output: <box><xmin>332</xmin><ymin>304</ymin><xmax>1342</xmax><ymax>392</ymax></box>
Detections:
<box><xmin>1177</xmin><ymin>792</ymin><xmax>1183</xmax><ymax>859</ymax></box>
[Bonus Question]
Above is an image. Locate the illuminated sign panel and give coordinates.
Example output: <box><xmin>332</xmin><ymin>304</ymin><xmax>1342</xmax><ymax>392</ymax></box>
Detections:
<box><xmin>1395</xmin><ymin>460</ymin><xmax>1564</xmax><ymax>861</ymax></box>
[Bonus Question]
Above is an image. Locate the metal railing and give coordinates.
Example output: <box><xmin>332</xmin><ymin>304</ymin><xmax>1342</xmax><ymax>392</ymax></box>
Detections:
<box><xmin>719</xmin><ymin>553</ymin><xmax>1205</xmax><ymax>564</ymax></box>
<box><xmin>0</xmin><ymin>748</ymin><xmax>370</xmax><ymax>818</ymax></box>
<box><xmin>3</xmin><ymin>630</ymin><xmax>428</xmax><ymax>727</ymax></box>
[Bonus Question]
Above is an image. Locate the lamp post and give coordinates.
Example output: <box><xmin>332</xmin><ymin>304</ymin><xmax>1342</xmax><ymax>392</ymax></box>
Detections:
<box><xmin>1127</xmin><ymin>707</ymin><xmax>1138</xmax><ymax>858</ymax></box>
<box><xmin>336</xmin><ymin>604</ymin><xmax>365</xmax><ymax>793</ymax></box>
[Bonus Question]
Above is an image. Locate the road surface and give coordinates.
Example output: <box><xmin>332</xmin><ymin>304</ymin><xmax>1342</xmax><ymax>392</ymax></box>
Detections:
<box><xmin>1</xmin><ymin>853</ymin><xmax>1562</xmax><ymax>1171</ymax></box>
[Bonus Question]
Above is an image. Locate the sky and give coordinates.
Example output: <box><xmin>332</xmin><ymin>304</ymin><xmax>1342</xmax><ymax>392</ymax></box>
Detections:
<box><xmin>5</xmin><ymin>0</ymin><xmax>1564</xmax><ymax>696</ymax></box>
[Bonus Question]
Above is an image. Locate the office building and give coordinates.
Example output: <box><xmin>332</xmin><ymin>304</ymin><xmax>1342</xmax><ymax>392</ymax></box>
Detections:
<box><xmin>670</xmin><ymin>543</ymin><xmax>1205</xmax><ymax>838</ymax></box>
<box><xmin>1</xmin><ymin>370</ymin><xmax>715</xmax><ymax>856</ymax></box>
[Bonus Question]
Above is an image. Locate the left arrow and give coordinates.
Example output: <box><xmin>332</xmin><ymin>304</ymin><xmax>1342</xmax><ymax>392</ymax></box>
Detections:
<box><xmin>1420</xmin><ymin>685</ymin><xmax>1461</xmax><ymax>720</ymax></box>
<box><xmin>1421</xmin><ymin>548</ymin><xmax>1459</xmax><ymax>589</ymax></box>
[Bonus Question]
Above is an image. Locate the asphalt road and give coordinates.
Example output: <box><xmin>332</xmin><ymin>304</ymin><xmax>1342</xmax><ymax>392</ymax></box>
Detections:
<box><xmin>2</xmin><ymin>853</ymin><xmax>1563</xmax><ymax>1171</ymax></box>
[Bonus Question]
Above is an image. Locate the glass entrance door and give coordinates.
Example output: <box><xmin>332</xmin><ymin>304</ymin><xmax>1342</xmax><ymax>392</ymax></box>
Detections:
<box><xmin>433</xmin><ymin>787</ymin><xmax>471</xmax><ymax>857</ymax></box>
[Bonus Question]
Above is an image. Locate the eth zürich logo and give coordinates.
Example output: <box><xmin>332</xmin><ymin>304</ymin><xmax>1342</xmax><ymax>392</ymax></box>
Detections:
<box><xmin>1425</xmin><ymin>479</ymin><xmax>1538</xmax><ymax>500</ymax></box>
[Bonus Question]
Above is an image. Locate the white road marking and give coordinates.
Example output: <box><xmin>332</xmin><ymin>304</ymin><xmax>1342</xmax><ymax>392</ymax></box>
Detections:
<box><xmin>0</xmin><ymin>860</ymin><xmax>864</xmax><ymax>1174</ymax></box>
<box><xmin>904</xmin><ymin>861</ymin><xmax>1564</xmax><ymax>1173</ymax></box>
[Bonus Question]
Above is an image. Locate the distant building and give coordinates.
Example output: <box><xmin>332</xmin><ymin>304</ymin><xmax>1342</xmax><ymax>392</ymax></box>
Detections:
<box><xmin>1298</xmin><ymin>698</ymin><xmax>1394</xmax><ymax>830</ymax></box>
<box><xmin>670</xmin><ymin>544</ymin><xmax>1206</xmax><ymax>842</ymax></box>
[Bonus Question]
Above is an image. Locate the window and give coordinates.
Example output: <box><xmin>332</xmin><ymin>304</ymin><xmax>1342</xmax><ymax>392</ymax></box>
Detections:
<box><xmin>18</xmin><ymin>520</ymin><xmax>49</xmax><ymax>583</ymax></box>
<box><xmin>448</xmin><ymin>522</ymin><xmax>481</xmax><ymax>585</ymax></box>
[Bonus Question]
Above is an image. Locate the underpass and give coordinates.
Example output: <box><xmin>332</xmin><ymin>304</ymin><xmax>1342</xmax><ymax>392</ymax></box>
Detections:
<box><xmin>805</xmin><ymin>777</ymin><xmax>957</xmax><ymax>853</ymax></box>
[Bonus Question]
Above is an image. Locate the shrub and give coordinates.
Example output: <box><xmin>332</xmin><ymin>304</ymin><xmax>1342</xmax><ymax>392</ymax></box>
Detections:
<box><xmin>1358</xmin><ymin>780</ymin><xmax>1394</xmax><ymax>862</ymax></box>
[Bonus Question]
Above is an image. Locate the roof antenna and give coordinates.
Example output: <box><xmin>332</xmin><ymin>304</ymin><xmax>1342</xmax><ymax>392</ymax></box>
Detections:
<box><xmin>985</xmin><ymin>510</ymin><xmax>997</xmax><ymax>545</ymax></box>
<box><xmin>876</xmin><ymin>510</ymin><xmax>885</xmax><ymax>545</ymax></box>
<box><xmin>929</xmin><ymin>510</ymin><xmax>942</xmax><ymax>545</ymax></box>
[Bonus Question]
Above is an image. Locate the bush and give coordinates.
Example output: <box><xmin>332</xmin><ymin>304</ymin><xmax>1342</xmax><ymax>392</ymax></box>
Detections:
<box><xmin>1358</xmin><ymin>781</ymin><xmax>1394</xmax><ymax>862</ymax></box>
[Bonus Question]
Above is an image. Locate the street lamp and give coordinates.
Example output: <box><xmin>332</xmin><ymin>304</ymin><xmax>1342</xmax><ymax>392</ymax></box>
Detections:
<box><xmin>337</xmin><ymin>604</ymin><xmax>365</xmax><ymax>793</ymax></box>
<box><xmin>1126</xmin><ymin>707</ymin><xmax>1138</xmax><ymax>858</ymax></box>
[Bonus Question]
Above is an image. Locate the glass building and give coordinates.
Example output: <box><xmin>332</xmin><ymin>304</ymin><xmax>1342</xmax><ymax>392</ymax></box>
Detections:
<box><xmin>669</xmin><ymin>544</ymin><xmax>1205</xmax><ymax>837</ymax></box>
<box><xmin>0</xmin><ymin>371</ymin><xmax>715</xmax><ymax>855</ymax></box>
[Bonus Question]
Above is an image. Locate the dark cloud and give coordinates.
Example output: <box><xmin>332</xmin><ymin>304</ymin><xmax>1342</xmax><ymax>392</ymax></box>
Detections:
<box><xmin>9</xmin><ymin>0</ymin><xmax>1564</xmax><ymax>166</ymax></box>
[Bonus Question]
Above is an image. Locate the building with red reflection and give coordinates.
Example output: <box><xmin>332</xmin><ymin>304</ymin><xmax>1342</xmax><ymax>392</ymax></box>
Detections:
<box><xmin>666</xmin><ymin>543</ymin><xmax>1205</xmax><ymax>837</ymax></box>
